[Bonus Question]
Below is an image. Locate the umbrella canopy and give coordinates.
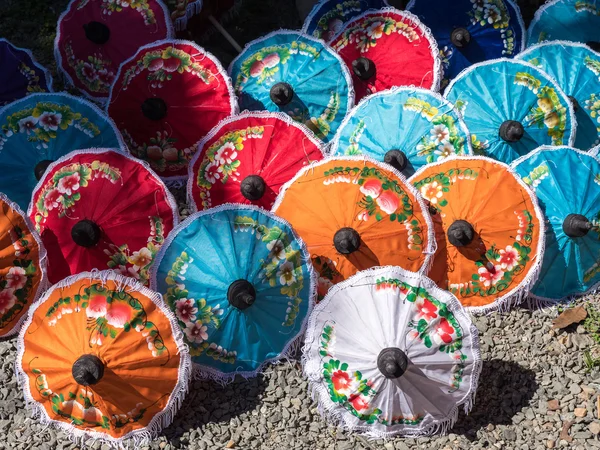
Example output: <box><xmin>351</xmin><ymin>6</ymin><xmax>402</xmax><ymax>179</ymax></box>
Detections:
<box><xmin>329</xmin><ymin>8</ymin><xmax>441</xmax><ymax>101</ymax></box>
<box><xmin>188</xmin><ymin>111</ymin><xmax>325</xmax><ymax>212</ymax></box>
<box><xmin>302</xmin><ymin>0</ymin><xmax>389</xmax><ymax>42</ymax></box>
<box><xmin>150</xmin><ymin>204</ymin><xmax>316</xmax><ymax>381</ymax></box>
<box><xmin>228</xmin><ymin>30</ymin><xmax>354</xmax><ymax>143</ymax></box>
<box><xmin>406</xmin><ymin>0</ymin><xmax>526</xmax><ymax>86</ymax></box>
<box><xmin>517</xmin><ymin>41</ymin><xmax>600</xmax><ymax>151</ymax></box>
<box><xmin>0</xmin><ymin>39</ymin><xmax>52</xmax><ymax>106</ymax></box>
<box><xmin>444</xmin><ymin>58</ymin><xmax>575</xmax><ymax>164</ymax></box>
<box><xmin>303</xmin><ymin>266</ymin><xmax>481</xmax><ymax>438</ymax></box>
<box><xmin>107</xmin><ymin>39</ymin><xmax>237</xmax><ymax>181</ymax></box>
<box><xmin>54</xmin><ymin>0</ymin><xmax>174</xmax><ymax>102</ymax></box>
<box><xmin>16</xmin><ymin>270</ymin><xmax>190</xmax><ymax>447</ymax></box>
<box><xmin>0</xmin><ymin>193</ymin><xmax>46</xmax><ymax>338</ymax></box>
<box><xmin>330</xmin><ymin>87</ymin><xmax>472</xmax><ymax>177</ymax></box>
<box><xmin>164</xmin><ymin>0</ymin><xmax>203</xmax><ymax>30</ymax></box>
<box><xmin>0</xmin><ymin>92</ymin><xmax>125</xmax><ymax>210</ymax></box>
<box><xmin>528</xmin><ymin>0</ymin><xmax>600</xmax><ymax>46</ymax></box>
<box><xmin>28</xmin><ymin>148</ymin><xmax>178</xmax><ymax>286</ymax></box>
<box><xmin>511</xmin><ymin>145</ymin><xmax>600</xmax><ymax>303</ymax></box>
<box><xmin>409</xmin><ymin>156</ymin><xmax>545</xmax><ymax>313</ymax></box>
<box><xmin>272</xmin><ymin>156</ymin><xmax>434</xmax><ymax>301</ymax></box>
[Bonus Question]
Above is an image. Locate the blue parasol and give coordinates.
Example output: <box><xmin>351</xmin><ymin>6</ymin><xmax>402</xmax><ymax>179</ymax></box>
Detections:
<box><xmin>528</xmin><ymin>0</ymin><xmax>600</xmax><ymax>46</ymax></box>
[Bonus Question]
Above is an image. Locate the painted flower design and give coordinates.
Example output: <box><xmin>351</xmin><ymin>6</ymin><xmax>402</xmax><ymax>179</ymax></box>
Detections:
<box><xmin>348</xmin><ymin>393</ymin><xmax>370</xmax><ymax>413</ymax></box>
<box><xmin>214</xmin><ymin>142</ymin><xmax>238</xmax><ymax>165</ymax></box>
<box><xmin>434</xmin><ymin>142</ymin><xmax>455</xmax><ymax>159</ymax></box>
<box><xmin>366</xmin><ymin>21</ymin><xmax>385</xmax><ymax>39</ymax></box>
<box><xmin>5</xmin><ymin>267</ymin><xmax>27</xmax><ymax>291</ymax></box>
<box><xmin>86</xmin><ymin>295</ymin><xmax>108</xmax><ymax>319</ymax></box>
<box><xmin>415</xmin><ymin>296</ymin><xmax>438</xmax><ymax>321</ymax></box>
<box><xmin>277</xmin><ymin>261</ymin><xmax>296</xmax><ymax>286</ymax></box>
<box><xmin>433</xmin><ymin>318</ymin><xmax>455</xmax><ymax>344</ymax></box>
<box><xmin>129</xmin><ymin>247</ymin><xmax>153</xmax><ymax>270</ymax></box>
<box><xmin>375</xmin><ymin>191</ymin><xmax>399</xmax><ymax>215</ymax></box>
<box><xmin>97</xmin><ymin>68</ymin><xmax>114</xmax><ymax>86</ymax></box>
<box><xmin>105</xmin><ymin>303</ymin><xmax>133</xmax><ymax>328</ymax></box>
<box><xmin>484</xmin><ymin>4</ymin><xmax>502</xmax><ymax>24</ymax></box>
<box><xmin>420</xmin><ymin>181</ymin><xmax>443</xmax><ymax>204</ymax></box>
<box><xmin>204</xmin><ymin>162</ymin><xmax>223</xmax><ymax>184</ymax></box>
<box><xmin>18</xmin><ymin>116</ymin><xmax>38</xmax><ymax>134</ymax></box>
<box><xmin>317</xmin><ymin>276</ymin><xmax>334</xmax><ymax>298</ymax></box>
<box><xmin>359</xmin><ymin>179</ymin><xmax>383</xmax><ymax>198</ymax></box>
<box><xmin>477</xmin><ymin>264</ymin><xmax>504</xmax><ymax>287</ymax></box>
<box><xmin>175</xmin><ymin>298</ymin><xmax>198</xmax><ymax>324</ymax></box>
<box><xmin>331</xmin><ymin>369</ymin><xmax>353</xmax><ymax>394</ymax></box>
<box><xmin>430</xmin><ymin>124</ymin><xmax>450</xmax><ymax>144</ymax></box>
<box><xmin>184</xmin><ymin>322</ymin><xmax>209</xmax><ymax>343</ymax></box>
<box><xmin>0</xmin><ymin>289</ymin><xmax>16</xmax><ymax>314</ymax></box>
<box><xmin>497</xmin><ymin>245</ymin><xmax>520</xmax><ymax>271</ymax></box>
<box><xmin>57</xmin><ymin>173</ymin><xmax>81</xmax><ymax>196</ymax></box>
<box><xmin>267</xmin><ymin>239</ymin><xmax>286</xmax><ymax>261</ymax></box>
<box><xmin>38</xmin><ymin>112</ymin><xmax>62</xmax><ymax>132</ymax></box>
<box><xmin>357</xmin><ymin>210</ymin><xmax>371</xmax><ymax>221</ymax></box>
<box><xmin>81</xmin><ymin>62</ymin><xmax>97</xmax><ymax>82</ymax></box>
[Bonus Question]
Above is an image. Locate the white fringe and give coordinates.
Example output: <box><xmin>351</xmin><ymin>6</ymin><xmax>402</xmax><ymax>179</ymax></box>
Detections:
<box><xmin>149</xmin><ymin>202</ymin><xmax>318</xmax><ymax>384</ymax></box>
<box><xmin>14</xmin><ymin>269</ymin><xmax>191</xmax><ymax>449</ymax></box>
<box><xmin>172</xmin><ymin>0</ymin><xmax>203</xmax><ymax>31</ymax></box>
<box><xmin>0</xmin><ymin>38</ymin><xmax>54</xmax><ymax>95</ymax></box>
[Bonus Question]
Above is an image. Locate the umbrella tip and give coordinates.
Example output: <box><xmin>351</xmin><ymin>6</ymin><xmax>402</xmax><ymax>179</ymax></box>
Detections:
<box><xmin>228</xmin><ymin>279</ymin><xmax>256</xmax><ymax>310</ymax></box>
<box><xmin>499</xmin><ymin>120</ymin><xmax>524</xmax><ymax>143</ymax></box>
<box><xmin>240</xmin><ymin>175</ymin><xmax>266</xmax><ymax>201</ymax></box>
<box><xmin>270</xmin><ymin>82</ymin><xmax>294</xmax><ymax>107</ymax></box>
<box><xmin>141</xmin><ymin>98</ymin><xmax>168</xmax><ymax>121</ymax></box>
<box><xmin>450</xmin><ymin>27</ymin><xmax>471</xmax><ymax>48</ymax></box>
<box><xmin>447</xmin><ymin>220</ymin><xmax>475</xmax><ymax>247</ymax></box>
<box><xmin>71</xmin><ymin>220</ymin><xmax>102</xmax><ymax>248</ymax></box>
<box><xmin>72</xmin><ymin>354</ymin><xmax>105</xmax><ymax>386</ymax></box>
<box><xmin>563</xmin><ymin>213</ymin><xmax>593</xmax><ymax>238</ymax></box>
<box><xmin>384</xmin><ymin>150</ymin><xmax>408</xmax><ymax>173</ymax></box>
<box><xmin>377</xmin><ymin>347</ymin><xmax>408</xmax><ymax>379</ymax></box>
<box><xmin>83</xmin><ymin>21</ymin><xmax>110</xmax><ymax>45</ymax></box>
<box><xmin>333</xmin><ymin>227</ymin><xmax>361</xmax><ymax>254</ymax></box>
<box><xmin>34</xmin><ymin>159</ymin><xmax>54</xmax><ymax>181</ymax></box>
<box><xmin>568</xmin><ymin>95</ymin><xmax>580</xmax><ymax>113</ymax></box>
<box><xmin>351</xmin><ymin>57</ymin><xmax>376</xmax><ymax>81</ymax></box>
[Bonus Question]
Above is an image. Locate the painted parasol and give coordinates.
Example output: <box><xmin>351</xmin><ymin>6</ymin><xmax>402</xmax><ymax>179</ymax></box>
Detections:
<box><xmin>511</xmin><ymin>145</ymin><xmax>600</xmax><ymax>303</ymax></box>
<box><xmin>444</xmin><ymin>58</ymin><xmax>576</xmax><ymax>164</ymax></box>
<box><xmin>518</xmin><ymin>41</ymin><xmax>600</xmax><ymax>150</ymax></box>
<box><xmin>16</xmin><ymin>270</ymin><xmax>190</xmax><ymax>447</ymax></box>
<box><xmin>409</xmin><ymin>156</ymin><xmax>545</xmax><ymax>313</ymax></box>
<box><xmin>28</xmin><ymin>148</ymin><xmax>178</xmax><ymax>286</ymax></box>
<box><xmin>151</xmin><ymin>204</ymin><xmax>316</xmax><ymax>381</ymax></box>
<box><xmin>0</xmin><ymin>92</ymin><xmax>125</xmax><ymax>211</ymax></box>
<box><xmin>107</xmin><ymin>39</ymin><xmax>237</xmax><ymax>181</ymax></box>
<box><xmin>164</xmin><ymin>0</ymin><xmax>203</xmax><ymax>30</ymax></box>
<box><xmin>54</xmin><ymin>0</ymin><xmax>174</xmax><ymax>102</ymax></box>
<box><xmin>528</xmin><ymin>0</ymin><xmax>600</xmax><ymax>47</ymax></box>
<box><xmin>303</xmin><ymin>266</ymin><xmax>481</xmax><ymax>437</ymax></box>
<box><xmin>330</xmin><ymin>87</ymin><xmax>472</xmax><ymax>177</ymax></box>
<box><xmin>271</xmin><ymin>156</ymin><xmax>435</xmax><ymax>301</ymax></box>
<box><xmin>406</xmin><ymin>0</ymin><xmax>526</xmax><ymax>87</ymax></box>
<box><xmin>187</xmin><ymin>111</ymin><xmax>325</xmax><ymax>212</ymax></box>
<box><xmin>0</xmin><ymin>38</ymin><xmax>52</xmax><ymax>106</ymax></box>
<box><xmin>228</xmin><ymin>30</ymin><xmax>354</xmax><ymax>143</ymax></box>
<box><xmin>329</xmin><ymin>8</ymin><xmax>441</xmax><ymax>101</ymax></box>
<box><xmin>302</xmin><ymin>0</ymin><xmax>389</xmax><ymax>42</ymax></box>
<box><xmin>0</xmin><ymin>193</ymin><xmax>46</xmax><ymax>338</ymax></box>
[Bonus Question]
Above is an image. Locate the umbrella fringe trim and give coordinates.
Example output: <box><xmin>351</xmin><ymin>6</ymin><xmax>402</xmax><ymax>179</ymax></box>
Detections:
<box><xmin>301</xmin><ymin>265</ymin><xmax>483</xmax><ymax>438</ymax></box>
<box><xmin>326</xmin><ymin>6</ymin><xmax>444</xmax><ymax>93</ymax></box>
<box><xmin>171</xmin><ymin>0</ymin><xmax>203</xmax><ymax>31</ymax></box>
<box><xmin>15</xmin><ymin>269</ymin><xmax>192</xmax><ymax>449</ymax></box>
<box><xmin>409</xmin><ymin>154</ymin><xmax>548</xmax><ymax>316</ymax></box>
<box><xmin>186</xmin><ymin>110</ymin><xmax>326</xmax><ymax>213</ymax></box>
<box><xmin>53</xmin><ymin>0</ymin><xmax>176</xmax><ymax>104</ymax></box>
<box><xmin>443</xmin><ymin>57</ymin><xmax>578</xmax><ymax>150</ymax></box>
<box><xmin>149</xmin><ymin>202</ymin><xmax>317</xmax><ymax>384</ymax></box>
<box><xmin>0</xmin><ymin>38</ymin><xmax>54</xmax><ymax>96</ymax></box>
<box><xmin>271</xmin><ymin>154</ymin><xmax>437</xmax><ymax>274</ymax></box>
<box><xmin>301</xmin><ymin>0</ymin><xmax>391</xmax><ymax>34</ymax></box>
<box><xmin>328</xmin><ymin>85</ymin><xmax>474</xmax><ymax>159</ymax></box>
<box><xmin>0</xmin><ymin>192</ymin><xmax>49</xmax><ymax>338</ymax></box>
<box><xmin>526</xmin><ymin>0</ymin><xmax>564</xmax><ymax>44</ymax></box>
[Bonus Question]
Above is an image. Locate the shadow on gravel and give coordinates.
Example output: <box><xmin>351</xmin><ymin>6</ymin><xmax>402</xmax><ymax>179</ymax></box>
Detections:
<box><xmin>453</xmin><ymin>358</ymin><xmax>538</xmax><ymax>440</ymax></box>
<box><xmin>158</xmin><ymin>373</ymin><xmax>268</xmax><ymax>445</ymax></box>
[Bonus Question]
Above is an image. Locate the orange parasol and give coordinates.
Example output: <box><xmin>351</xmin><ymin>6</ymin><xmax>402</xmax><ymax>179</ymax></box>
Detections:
<box><xmin>16</xmin><ymin>270</ymin><xmax>190</xmax><ymax>447</ymax></box>
<box><xmin>409</xmin><ymin>156</ymin><xmax>545</xmax><ymax>313</ymax></box>
<box><xmin>272</xmin><ymin>156</ymin><xmax>435</xmax><ymax>301</ymax></box>
<box><xmin>0</xmin><ymin>192</ymin><xmax>46</xmax><ymax>338</ymax></box>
